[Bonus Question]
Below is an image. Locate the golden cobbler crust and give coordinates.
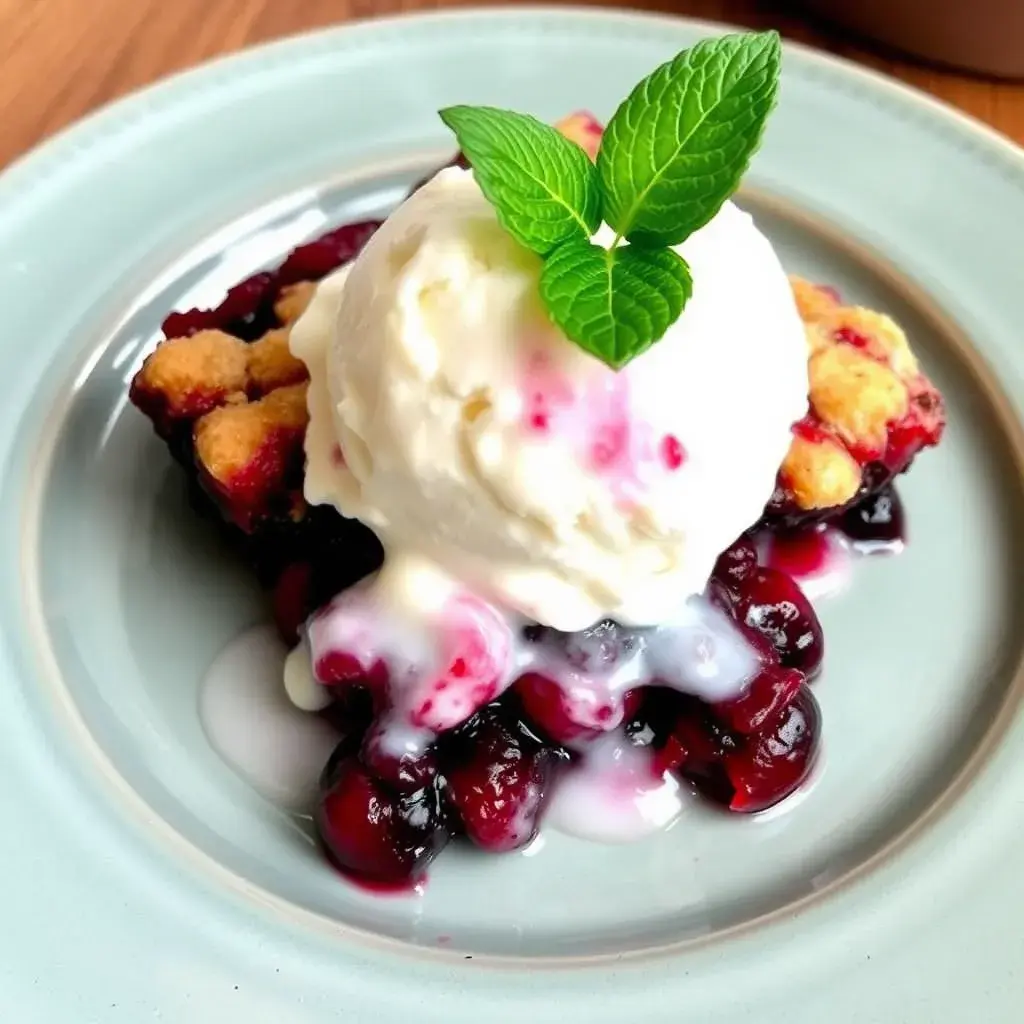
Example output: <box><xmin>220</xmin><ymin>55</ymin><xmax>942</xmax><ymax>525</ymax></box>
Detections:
<box><xmin>780</xmin><ymin>277</ymin><xmax>944</xmax><ymax>513</ymax></box>
<box><xmin>130</xmin><ymin>276</ymin><xmax>944</xmax><ymax>527</ymax></box>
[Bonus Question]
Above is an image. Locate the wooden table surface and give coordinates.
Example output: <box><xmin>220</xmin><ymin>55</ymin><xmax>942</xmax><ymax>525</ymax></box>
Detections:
<box><xmin>2</xmin><ymin>0</ymin><xmax>1023</xmax><ymax>170</ymax></box>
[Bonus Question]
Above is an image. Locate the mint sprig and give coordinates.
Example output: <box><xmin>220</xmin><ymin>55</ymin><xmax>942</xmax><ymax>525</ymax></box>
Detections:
<box><xmin>438</xmin><ymin>107</ymin><xmax>601</xmax><ymax>254</ymax></box>
<box><xmin>439</xmin><ymin>30</ymin><xmax>781</xmax><ymax>370</ymax></box>
<box><xmin>598</xmin><ymin>32</ymin><xmax>781</xmax><ymax>247</ymax></box>
<box><xmin>540</xmin><ymin>241</ymin><xmax>692</xmax><ymax>370</ymax></box>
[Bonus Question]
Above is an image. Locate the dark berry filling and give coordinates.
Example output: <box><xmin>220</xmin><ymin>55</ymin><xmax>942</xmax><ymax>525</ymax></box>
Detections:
<box><xmin>440</xmin><ymin>702</ymin><xmax>568</xmax><ymax>852</ymax></box>
<box><xmin>713</xmin><ymin>565</ymin><xmax>825</xmax><ymax>679</ymax></box>
<box><xmin>838</xmin><ymin>484</ymin><xmax>905</xmax><ymax>548</ymax></box>
<box><xmin>163</xmin><ymin>221</ymin><xmax>384</xmax><ymax>341</ymax></box>
<box><xmin>317</xmin><ymin>755</ymin><xmax>449</xmax><ymax>889</ymax></box>
<box><xmin>720</xmin><ymin>690</ymin><xmax>820</xmax><ymax>812</ymax></box>
<box><xmin>513</xmin><ymin>672</ymin><xmax>607</xmax><ymax>745</ymax></box>
<box><xmin>306</xmin><ymin>528</ymin><xmax>837</xmax><ymax>887</ymax></box>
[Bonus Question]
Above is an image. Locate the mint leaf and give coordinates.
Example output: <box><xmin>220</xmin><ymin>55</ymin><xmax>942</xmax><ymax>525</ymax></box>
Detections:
<box><xmin>439</xmin><ymin>106</ymin><xmax>601</xmax><ymax>255</ymax></box>
<box><xmin>539</xmin><ymin>240</ymin><xmax>692</xmax><ymax>369</ymax></box>
<box><xmin>597</xmin><ymin>31</ymin><xmax>781</xmax><ymax>247</ymax></box>
<box><xmin>435</xmin><ymin>32</ymin><xmax>783</xmax><ymax>370</ymax></box>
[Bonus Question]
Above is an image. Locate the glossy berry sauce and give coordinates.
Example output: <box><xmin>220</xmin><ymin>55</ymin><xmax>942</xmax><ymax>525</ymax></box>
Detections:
<box><xmin>293</xmin><ymin>485</ymin><xmax>905</xmax><ymax>890</ymax></box>
<box><xmin>264</xmin><ymin>530</ymin><xmax>835</xmax><ymax>890</ymax></box>
<box><xmin>837</xmin><ymin>484</ymin><xmax>905</xmax><ymax>551</ymax></box>
<box><xmin>203</xmin><ymin>462</ymin><xmax>908</xmax><ymax>892</ymax></box>
<box><xmin>758</xmin><ymin>484</ymin><xmax>906</xmax><ymax>599</ymax></box>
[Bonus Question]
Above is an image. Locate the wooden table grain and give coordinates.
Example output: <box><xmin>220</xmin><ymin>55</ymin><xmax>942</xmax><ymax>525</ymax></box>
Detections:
<box><xmin>2</xmin><ymin>0</ymin><xmax>1023</xmax><ymax>170</ymax></box>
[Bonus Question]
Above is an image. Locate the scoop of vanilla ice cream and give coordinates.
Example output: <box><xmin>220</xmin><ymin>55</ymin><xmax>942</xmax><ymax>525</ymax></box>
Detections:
<box><xmin>291</xmin><ymin>167</ymin><xmax>808</xmax><ymax>632</ymax></box>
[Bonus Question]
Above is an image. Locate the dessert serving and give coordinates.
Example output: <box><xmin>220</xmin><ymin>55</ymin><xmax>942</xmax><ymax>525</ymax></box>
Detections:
<box><xmin>130</xmin><ymin>31</ymin><xmax>945</xmax><ymax>890</ymax></box>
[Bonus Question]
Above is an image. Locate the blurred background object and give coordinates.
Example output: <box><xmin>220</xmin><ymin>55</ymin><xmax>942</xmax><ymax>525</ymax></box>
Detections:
<box><xmin>801</xmin><ymin>0</ymin><xmax>1024</xmax><ymax>78</ymax></box>
<box><xmin>1</xmin><ymin>0</ymin><xmax>1023</xmax><ymax>170</ymax></box>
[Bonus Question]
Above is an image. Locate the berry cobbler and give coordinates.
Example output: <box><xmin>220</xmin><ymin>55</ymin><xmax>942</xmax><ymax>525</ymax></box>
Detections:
<box><xmin>130</xmin><ymin>39</ymin><xmax>945</xmax><ymax>891</ymax></box>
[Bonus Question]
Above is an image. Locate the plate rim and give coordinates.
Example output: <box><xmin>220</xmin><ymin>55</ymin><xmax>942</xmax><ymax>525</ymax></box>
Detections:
<box><xmin>21</xmin><ymin>178</ymin><xmax>1024</xmax><ymax>968</ymax></box>
<box><xmin>3</xmin><ymin>7</ymin><xmax>1024</xmax><ymax>1021</ymax></box>
<box><xmin>4</xmin><ymin>5</ymin><xmax>1024</xmax><ymax>200</ymax></box>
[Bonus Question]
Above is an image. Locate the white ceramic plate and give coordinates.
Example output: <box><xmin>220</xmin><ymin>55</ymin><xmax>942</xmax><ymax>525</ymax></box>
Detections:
<box><xmin>2</xmin><ymin>8</ymin><xmax>1023</xmax><ymax>1021</ymax></box>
